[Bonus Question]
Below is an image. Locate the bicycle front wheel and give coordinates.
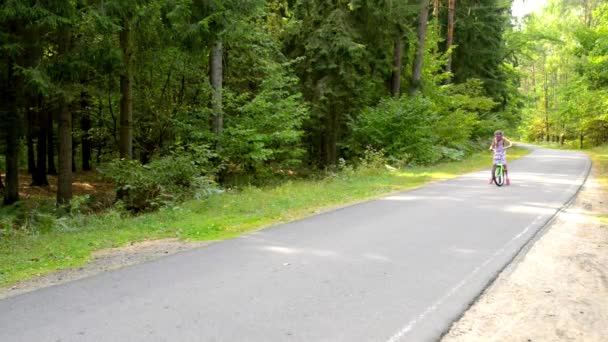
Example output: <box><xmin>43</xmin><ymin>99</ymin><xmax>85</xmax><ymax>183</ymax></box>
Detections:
<box><xmin>494</xmin><ymin>165</ymin><xmax>504</xmax><ymax>187</ymax></box>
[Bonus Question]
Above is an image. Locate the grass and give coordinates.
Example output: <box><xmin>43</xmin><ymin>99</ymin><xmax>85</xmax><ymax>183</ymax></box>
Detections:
<box><xmin>586</xmin><ymin>146</ymin><xmax>608</xmax><ymax>229</ymax></box>
<box><xmin>0</xmin><ymin>147</ymin><xmax>531</xmax><ymax>287</ymax></box>
<box><xmin>587</xmin><ymin>146</ymin><xmax>608</xmax><ymax>193</ymax></box>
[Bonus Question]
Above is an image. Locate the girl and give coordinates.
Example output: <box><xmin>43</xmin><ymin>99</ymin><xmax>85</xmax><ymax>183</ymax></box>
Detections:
<box><xmin>489</xmin><ymin>130</ymin><xmax>512</xmax><ymax>185</ymax></box>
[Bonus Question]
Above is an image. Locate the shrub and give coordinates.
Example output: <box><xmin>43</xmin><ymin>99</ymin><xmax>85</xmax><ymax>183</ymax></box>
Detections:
<box><xmin>101</xmin><ymin>146</ymin><xmax>217</xmax><ymax>211</ymax></box>
<box><xmin>350</xmin><ymin>96</ymin><xmax>439</xmax><ymax>165</ymax></box>
<box><xmin>0</xmin><ymin>200</ymin><xmax>58</xmax><ymax>234</ymax></box>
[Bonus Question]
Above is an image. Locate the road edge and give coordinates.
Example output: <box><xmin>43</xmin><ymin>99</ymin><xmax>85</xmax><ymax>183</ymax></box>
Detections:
<box><xmin>438</xmin><ymin>147</ymin><xmax>593</xmax><ymax>340</ymax></box>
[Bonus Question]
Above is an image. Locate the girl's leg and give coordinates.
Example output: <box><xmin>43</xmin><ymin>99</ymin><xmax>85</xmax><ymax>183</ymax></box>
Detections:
<box><xmin>490</xmin><ymin>164</ymin><xmax>496</xmax><ymax>184</ymax></box>
<box><xmin>504</xmin><ymin>164</ymin><xmax>511</xmax><ymax>184</ymax></box>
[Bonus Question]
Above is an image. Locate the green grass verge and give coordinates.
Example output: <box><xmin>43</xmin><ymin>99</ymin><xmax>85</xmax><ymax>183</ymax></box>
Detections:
<box><xmin>586</xmin><ymin>146</ymin><xmax>608</xmax><ymax>229</ymax></box>
<box><xmin>0</xmin><ymin>146</ymin><xmax>531</xmax><ymax>287</ymax></box>
<box><xmin>587</xmin><ymin>146</ymin><xmax>608</xmax><ymax>193</ymax></box>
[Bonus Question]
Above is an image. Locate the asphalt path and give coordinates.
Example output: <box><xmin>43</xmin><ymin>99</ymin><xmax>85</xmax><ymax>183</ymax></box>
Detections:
<box><xmin>0</xmin><ymin>145</ymin><xmax>591</xmax><ymax>342</ymax></box>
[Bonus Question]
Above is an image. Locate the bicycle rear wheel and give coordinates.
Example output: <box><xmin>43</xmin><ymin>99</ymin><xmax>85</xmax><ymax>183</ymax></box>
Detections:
<box><xmin>493</xmin><ymin>165</ymin><xmax>504</xmax><ymax>187</ymax></box>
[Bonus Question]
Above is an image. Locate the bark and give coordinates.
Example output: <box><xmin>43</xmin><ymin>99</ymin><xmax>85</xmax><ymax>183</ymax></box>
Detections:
<box><xmin>57</xmin><ymin>98</ymin><xmax>73</xmax><ymax>205</ymax></box>
<box><xmin>210</xmin><ymin>40</ymin><xmax>224</xmax><ymax>136</ymax></box>
<box><xmin>81</xmin><ymin>113</ymin><xmax>92</xmax><ymax>171</ymax></box>
<box><xmin>323</xmin><ymin>108</ymin><xmax>339</xmax><ymax>166</ymax></box>
<box><xmin>445</xmin><ymin>0</ymin><xmax>456</xmax><ymax>77</ymax></box>
<box><xmin>4</xmin><ymin>124</ymin><xmax>19</xmax><ymax>205</ymax></box>
<box><xmin>27</xmin><ymin>114</ymin><xmax>36</xmax><ymax>174</ymax></box>
<box><xmin>584</xmin><ymin>0</ymin><xmax>592</xmax><ymax>28</ymax></box>
<box><xmin>47</xmin><ymin>111</ymin><xmax>57</xmax><ymax>175</ymax></box>
<box><xmin>72</xmin><ymin>136</ymin><xmax>77</xmax><ymax>173</ymax></box>
<box><xmin>24</xmin><ymin>26</ymin><xmax>41</xmax><ymax>175</ymax></box>
<box><xmin>544</xmin><ymin>66</ymin><xmax>550</xmax><ymax>142</ymax></box>
<box><xmin>3</xmin><ymin>30</ymin><xmax>20</xmax><ymax>205</ymax></box>
<box><xmin>57</xmin><ymin>29</ymin><xmax>73</xmax><ymax>205</ymax></box>
<box><xmin>391</xmin><ymin>36</ymin><xmax>403</xmax><ymax>97</ymax></box>
<box><xmin>410</xmin><ymin>0</ymin><xmax>430</xmax><ymax>94</ymax></box>
<box><xmin>531</xmin><ymin>64</ymin><xmax>537</xmax><ymax>103</ymax></box>
<box><xmin>119</xmin><ymin>17</ymin><xmax>133</xmax><ymax>159</ymax></box>
<box><xmin>32</xmin><ymin>101</ymin><xmax>49</xmax><ymax>186</ymax></box>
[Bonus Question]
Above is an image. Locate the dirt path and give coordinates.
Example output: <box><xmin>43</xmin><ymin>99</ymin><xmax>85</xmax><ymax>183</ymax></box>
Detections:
<box><xmin>443</xmin><ymin>169</ymin><xmax>608</xmax><ymax>341</ymax></box>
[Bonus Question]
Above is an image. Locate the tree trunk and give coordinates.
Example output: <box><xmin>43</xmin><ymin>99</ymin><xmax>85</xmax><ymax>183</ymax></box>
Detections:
<box><xmin>47</xmin><ymin>111</ymin><xmax>57</xmax><ymax>175</ymax></box>
<box><xmin>82</xmin><ymin>113</ymin><xmax>92</xmax><ymax>171</ymax></box>
<box><xmin>544</xmin><ymin>66</ymin><xmax>549</xmax><ymax>142</ymax></box>
<box><xmin>57</xmin><ymin>29</ymin><xmax>73</xmax><ymax>206</ymax></box>
<box><xmin>584</xmin><ymin>0</ymin><xmax>592</xmax><ymax>28</ymax></box>
<box><xmin>391</xmin><ymin>36</ymin><xmax>403</xmax><ymax>97</ymax></box>
<box><xmin>119</xmin><ymin>17</ymin><xmax>133</xmax><ymax>159</ymax></box>
<box><xmin>323</xmin><ymin>108</ymin><xmax>339</xmax><ymax>166</ymax></box>
<box><xmin>3</xmin><ymin>43</ymin><xmax>20</xmax><ymax>205</ymax></box>
<box><xmin>27</xmin><ymin>115</ymin><xmax>36</xmax><ymax>175</ymax></box>
<box><xmin>57</xmin><ymin>97</ymin><xmax>73</xmax><ymax>205</ymax></box>
<box><xmin>72</xmin><ymin>136</ymin><xmax>77</xmax><ymax>173</ymax></box>
<box><xmin>32</xmin><ymin>101</ymin><xmax>49</xmax><ymax>186</ymax></box>
<box><xmin>433</xmin><ymin>0</ymin><xmax>439</xmax><ymax>18</ymax></box>
<box><xmin>531</xmin><ymin>64</ymin><xmax>537</xmax><ymax>104</ymax></box>
<box><xmin>96</xmin><ymin>99</ymin><xmax>103</xmax><ymax>165</ymax></box>
<box><xmin>4</xmin><ymin>124</ymin><xmax>19</xmax><ymax>205</ymax></box>
<box><xmin>410</xmin><ymin>0</ymin><xmax>430</xmax><ymax>94</ymax></box>
<box><xmin>210</xmin><ymin>40</ymin><xmax>224</xmax><ymax>136</ymax></box>
<box><xmin>80</xmin><ymin>90</ymin><xmax>92</xmax><ymax>171</ymax></box>
<box><xmin>445</xmin><ymin>0</ymin><xmax>456</xmax><ymax>78</ymax></box>
<box><xmin>24</xmin><ymin>27</ymin><xmax>41</xmax><ymax>176</ymax></box>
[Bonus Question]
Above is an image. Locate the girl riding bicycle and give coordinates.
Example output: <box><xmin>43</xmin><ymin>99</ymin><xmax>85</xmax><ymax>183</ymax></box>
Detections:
<box><xmin>489</xmin><ymin>130</ymin><xmax>512</xmax><ymax>185</ymax></box>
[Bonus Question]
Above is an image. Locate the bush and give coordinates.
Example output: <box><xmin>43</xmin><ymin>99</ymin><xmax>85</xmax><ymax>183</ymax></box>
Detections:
<box><xmin>0</xmin><ymin>200</ymin><xmax>58</xmax><ymax>234</ymax></box>
<box><xmin>101</xmin><ymin>146</ymin><xmax>217</xmax><ymax>211</ymax></box>
<box><xmin>433</xmin><ymin>79</ymin><xmax>494</xmax><ymax>145</ymax></box>
<box><xmin>350</xmin><ymin>96</ymin><xmax>439</xmax><ymax>165</ymax></box>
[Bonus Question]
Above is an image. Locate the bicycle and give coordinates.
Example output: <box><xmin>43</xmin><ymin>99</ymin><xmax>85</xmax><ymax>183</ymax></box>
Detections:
<box><xmin>490</xmin><ymin>148</ymin><xmax>509</xmax><ymax>187</ymax></box>
<box><xmin>493</xmin><ymin>161</ymin><xmax>506</xmax><ymax>186</ymax></box>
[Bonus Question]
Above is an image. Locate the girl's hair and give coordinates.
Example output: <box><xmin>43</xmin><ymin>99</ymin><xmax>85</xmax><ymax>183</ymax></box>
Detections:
<box><xmin>494</xmin><ymin>130</ymin><xmax>503</xmax><ymax>135</ymax></box>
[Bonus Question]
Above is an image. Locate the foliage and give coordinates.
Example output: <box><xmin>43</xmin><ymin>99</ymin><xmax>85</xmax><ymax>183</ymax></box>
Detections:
<box><xmin>101</xmin><ymin>147</ymin><xmax>217</xmax><ymax>211</ymax></box>
<box><xmin>515</xmin><ymin>0</ymin><xmax>608</xmax><ymax>146</ymax></box>
<box><xmin>350</xmin><ymin>79</ymin><xmax>498</xmax><ymax>165</ymax></box>
<box><xmin>221</xmin><ymin>63</ymin><xmax>309</xmax><ymax>179</ymax></box>
<box><xmin>350</xmin><ymin>96</ymin><xmax>438</xmax><ymax>165</ymax></box>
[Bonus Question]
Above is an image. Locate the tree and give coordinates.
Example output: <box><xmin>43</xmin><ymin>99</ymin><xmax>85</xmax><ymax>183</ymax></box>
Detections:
<box><xmin>450</xmin><ymin>0</ymin><xmax>514</xmax><ymax>101</ymax></box>
<box><xmin>391</xmin><ymin>36</ymin><xmax>404</xmax><ymax>97</ymax></box>
<box><xmin>210</xmin><ymin>40</ymin><xmax>223</xmax><ymax>135</ymax></box>
<box><xmin>119</xmin><ymin>16</ymin><xmax>134</xmax><ymax>159</ymax></box>
<box><xmin>56</xmin><ymin>27</ymin><xmax>74</xmax><ymax>205</ymax></box>
<box><xmin>411</xmin><ymin>0</ymin><xmax>431</xmax><ymax>94</ymax></box>
<box><xmin>445</xmin><ymin>0</ymin><xmax>455</xmax><ymax>77</ymax></box>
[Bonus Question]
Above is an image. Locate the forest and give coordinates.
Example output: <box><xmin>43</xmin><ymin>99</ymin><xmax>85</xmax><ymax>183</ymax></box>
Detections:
<box><xmin>0</xmin><ymin>0</ymin><xmax>606</xmax><ymax>212</ymax></box>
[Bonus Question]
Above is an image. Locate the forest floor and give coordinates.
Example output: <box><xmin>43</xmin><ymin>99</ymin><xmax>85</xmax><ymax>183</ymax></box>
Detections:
<box><xmin>15</xmin><ymin>171</ymin><xmax>114</xmax><ymax>203</ymax></box>
<box><xmin>442</xmin><ymin>148</ymin><xmax>608</xmax><ymax>342</ymax></box>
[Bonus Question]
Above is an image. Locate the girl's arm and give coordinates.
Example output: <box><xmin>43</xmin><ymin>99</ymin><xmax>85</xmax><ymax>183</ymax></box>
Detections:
<box><xmin>504</xmin><ymin>138</ymin><xmax>513</xmax><ymax>149</ymax></box>
<box><xmin>489</xmin><ymin>139</ymin><xmax>496</xmax><ymax>150</ymax></box>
